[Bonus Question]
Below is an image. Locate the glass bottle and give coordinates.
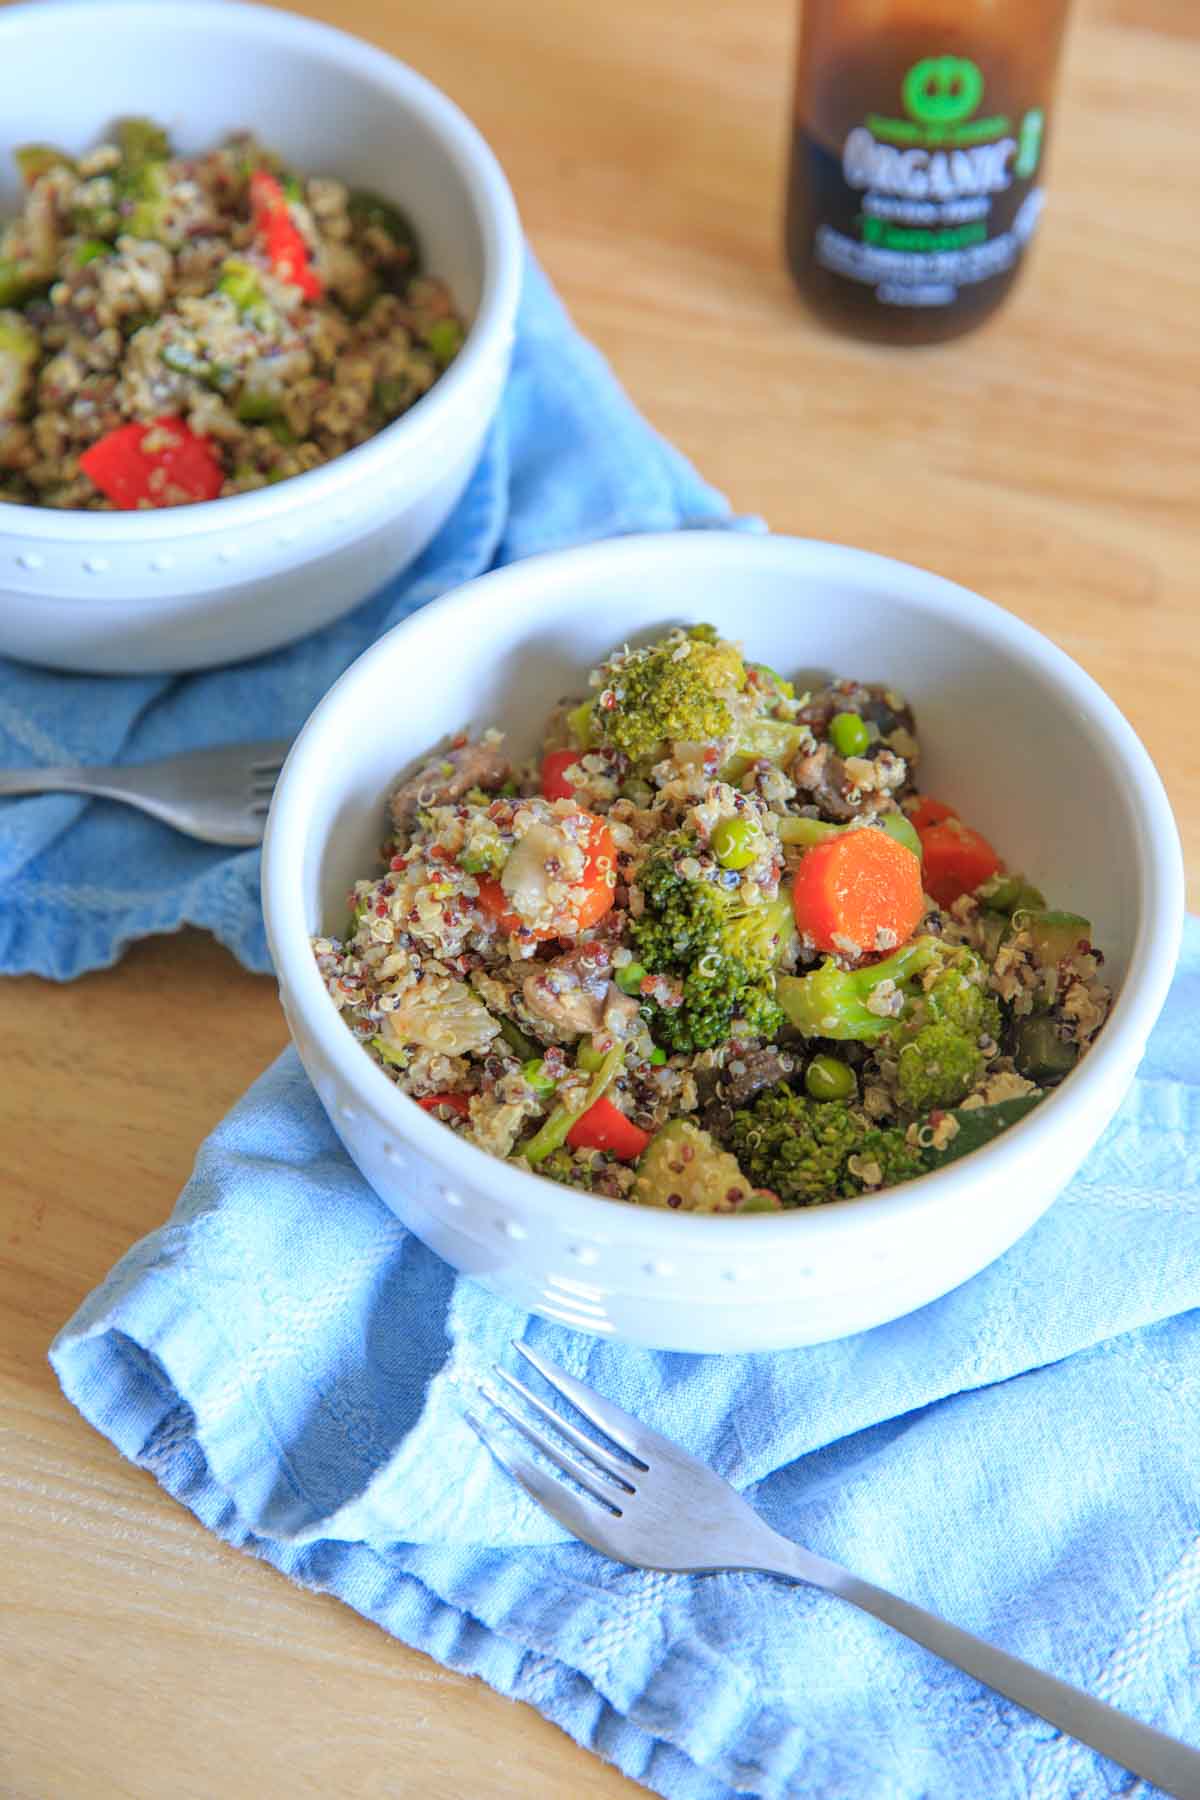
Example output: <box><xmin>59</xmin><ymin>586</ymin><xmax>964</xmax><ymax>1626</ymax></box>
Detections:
<box><xmin>786</xmin><ymin>0</ymin><xmax>1073</xmax><ymax>344</ymax></box>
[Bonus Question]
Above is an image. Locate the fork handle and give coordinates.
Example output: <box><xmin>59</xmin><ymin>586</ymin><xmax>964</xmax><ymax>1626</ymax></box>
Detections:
<box><xmin>766</xmin><ymin>1543</ymin><xmax>1200</xmax><ymax>1796</ymax></box>
<box><xmin>0</xmin><ymin>767</ymin><xmax>121</xmax><ymax>798</ymax></box>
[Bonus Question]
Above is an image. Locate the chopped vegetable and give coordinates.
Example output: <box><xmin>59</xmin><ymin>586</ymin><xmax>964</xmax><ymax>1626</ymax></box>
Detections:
<box><xmin>346</xmin><ymin>187</ymin><xmax>421</xmax><ymax>269</ymax></box>
<box><xmin>614</xmin><ymin>960</ymin><xmax>648</xmax><ymax>996</ymax></box>
<box><xmin>790</xmin><ymin>825</ymin><xmax>924</xmax><ymax>956</ymax></box>
<box><xmin>540</xmin><ymin>748</ymin><xmax>583</xmax><ymax>801</ymax></box>
<box><xmin>117</xmin><ymin>116</ymin><xmax>171</xmax><ymax>166</ymax></box>
<box><xmin>976</xmin><ymin>872</ymin><xmax>1046</xmax><ymax>915</ymax></box>
<box><xmin>919</xmin><ymin>817</ymin><xmax>1003</xmax><ymax>908</ymax></box>
<box><xmin>0</xmin><ymin>257</ymin><xmax>51</xmax><ymax>308</ymax></box>
<box><xmin>523</xmin><ymin>1043</ymin><xmax>624</xmax><ymax>1166</ymax></box>
<box><xmin>906</xmin><ymin>795</ymin><xmax>958</xmax><ymax>833</ymax></box>
<box><xmin>497</xmin><ymin>1016</ymin><xmax>541</xmax><ymax>1061</ymax></box>
<box><xmin>1012</xmin><ymin>1016</ymin><xmax>1078</xmax><ymax>1081</ymax></box>
<box><xmin>804</xmin><ymin>1054</ymin><xmax>856</xmax><ymax>1102</ymax></box>
<box><xmin>633</xmin><ymin>1119</ymin><xmax>775</xmax><ymax>1212</ymax></box>
<box><xmin>476</xmin><ymin>812</ymin><xmax>616</xmax><ymax>939</ymax></box>
<box><xmin>711</xmin><ymin>815</ymin><xmax>764</xmax><ymax>871</ymax></box>
<box><xmin>249</xmin><ymin>169</ymin><xmax>322</xmax><ymax>300</ymax></box>
<box><xmin>521</xmin><ymin>1059</ymin><xmax>559</xmax><ymax>1098</ymax></box>
<box><xmin>424</xmin><ymin>318</ymin><xmax>464</xmax><ymax>368</ymax></box>
<box><xmin>1015</xmin><ymin>908</ymin><xmax>1093</xmax><ymax>968</ymax></box>
<box><xmin>0</xmin><ymin>311</ymin><xmax>39</xmax><ymax>419</ymax></box>
<box><xmin>78</xmin><ymin>416</ymin><xmax>224</xmax><ymax>509</ymax></box>
<box><xmin>829</xmin><ymin>711</ymin><xmax>870</xmax><ymax>757</ymax></box>
<box><xmin>15</xmin><ymin>143</ymin><xmax>73</xmax><ymax>185</ymax></box>
<box><xmin>417</xmin><ymin>1092</ymin><xmax>470</xmax><ymax>1118</ymax></box>
<box><xmin>591</xmin><ymin>626</ymin><xmax>745</xmax><ymax>762</ymax></box>
<box><xmin>218</xmin><ymin>257</ymin><xmax>270</xmax><ymax>317</ymax></box>
<box><xmin>566</xmin><ymin>1095</ymin><xmax>650</xmax><ymax>1161</ymax></box>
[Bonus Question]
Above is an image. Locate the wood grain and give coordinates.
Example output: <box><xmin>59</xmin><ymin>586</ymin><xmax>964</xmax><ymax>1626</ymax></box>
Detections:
<box><xmin>1</xmin><ymin>0</ymin><xmax>1197</xmax><ymax>1794</ymax></box>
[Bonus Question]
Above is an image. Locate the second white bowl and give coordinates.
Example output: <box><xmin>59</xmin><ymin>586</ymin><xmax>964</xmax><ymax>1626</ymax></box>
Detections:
<box><xmin>0</xmin><ymin>1</ymin><xmax>522</xmax><ymax>673</ymax></box>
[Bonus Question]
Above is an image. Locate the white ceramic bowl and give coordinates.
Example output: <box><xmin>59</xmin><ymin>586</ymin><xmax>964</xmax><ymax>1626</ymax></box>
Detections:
<box><xmin>0</xmin><ymin>0</ymin><xmax>522</xmax><ymax>674</ymax></box>
<box><xmin>262</xmin><ymin>533</ymin><xmax>1184</xmax><ymax>1354</ymax></box>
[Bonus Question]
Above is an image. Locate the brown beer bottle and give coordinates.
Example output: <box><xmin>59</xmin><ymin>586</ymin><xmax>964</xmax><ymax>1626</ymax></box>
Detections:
<box><xmin>786</xmin><ymin>0</ymin><xmax>1072</xmax><ymax>344</ymax></box>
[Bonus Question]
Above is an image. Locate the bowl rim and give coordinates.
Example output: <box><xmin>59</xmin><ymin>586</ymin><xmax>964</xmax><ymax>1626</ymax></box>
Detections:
<box><xmin>0</xmin><ymin>0</ymin><xmax>523</xmax><ymax>553</ymax></box>
<box><xmin>262</xmin><ymin>530</ymin><xmax>1186</xmax><ymax>1250</ymax></box>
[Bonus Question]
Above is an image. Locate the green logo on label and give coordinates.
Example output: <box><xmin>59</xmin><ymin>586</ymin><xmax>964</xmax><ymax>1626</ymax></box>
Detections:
<box><xmin>866</xmin><ymin>54</ymin><xmax>1011</xmax><ymax>148</ymax></box>
<box><xmin>902</xmin><ymin>55</ymin><xmax>985</xmax><ymax>127</ymax></box>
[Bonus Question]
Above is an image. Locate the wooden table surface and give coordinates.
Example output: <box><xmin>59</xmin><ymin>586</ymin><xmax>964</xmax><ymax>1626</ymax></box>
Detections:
<box><xmin>2</xmin><ymin>0</ymin><xmax>1197</xmax><ymax>1794</ymax></box>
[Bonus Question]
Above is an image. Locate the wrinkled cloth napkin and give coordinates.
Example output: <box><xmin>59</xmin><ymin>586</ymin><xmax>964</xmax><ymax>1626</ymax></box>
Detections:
<box><xmin>52</xmin><ymin>921</ymin><xmax>1200</xmax><ymax>1800</ymax></box>
<box><xmin>0</xmin><ymin>252</ymin><xmax>742</xmax><ymax>980</ymax></box>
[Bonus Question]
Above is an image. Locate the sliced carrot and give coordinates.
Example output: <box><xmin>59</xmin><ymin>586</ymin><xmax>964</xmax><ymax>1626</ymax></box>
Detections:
<box><xmin>541</xmin><ymin>748</ymin><xmax>584</xmax><ymax>801</ymax></box>
<box><xmin>791</xmin><ymin>827</ymin><xmax>924</xmax><ymax>957</ymax></box>
<box><xmin>906</xmin><ymin>795</ymin><xmax>958</xmax><ymax>834</ymax></box>
<box><xmin>476</xmin><ymin>812</ymin><xmax>616</xmax><ymax>939</ymax></box>
<box><xmin>919</xmin><ymin>818</ymin><xmax>1004</xmax><ymax>909</ymax></box>
<box><xmin>566</xmin><ymin>1095</ymin><xmax>650</xmax><ymax>1160</ymax></box>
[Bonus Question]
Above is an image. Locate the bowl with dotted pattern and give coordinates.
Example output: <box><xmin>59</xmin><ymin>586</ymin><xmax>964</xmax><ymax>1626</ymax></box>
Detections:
<box><xmin>261</xmin><ymin>532</ymin><xmax>1184</xmax><ymax>1352</ymax></box>
<box><xmin>0</xmin><ymin>1</ymin><xmax>521</xmax><ymax>673</ymax></box>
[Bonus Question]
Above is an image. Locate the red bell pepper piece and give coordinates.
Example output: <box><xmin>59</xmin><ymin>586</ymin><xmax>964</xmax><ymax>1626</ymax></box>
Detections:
<box><xmin>566</xmin><ymin>1095</ymin><xmax>650</xmax><ymax>1161</ymax></box>
<box><xmin>78</xmin><ymin>416</ymin><xmax>224</xmax><ymax>510</ymax></box>
<box><xmin>417</xmin><ymin>1093</ymin><xmax>471</xmax><ymax>1119</ymax></box>
<box><xmin>906</xmin><ymin>795</ymin><xmax>958</xmax><ymax>834</ymax></box>
<box><xmin>540</xmin><ymin>749</ymin><xmax>584</xmax><ymax>801</ymax></box>
<box><xmin>249</xmin><ymin>170</ymin><xmax>322</xmax><ymax>300</ymax></box>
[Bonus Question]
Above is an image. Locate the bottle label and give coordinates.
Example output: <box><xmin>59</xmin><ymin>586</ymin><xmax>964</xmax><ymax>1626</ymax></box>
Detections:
<box><xmin>811</xmin><ymin>55</ymin><xmax>1046</xmax><ymax>309</ymax></box>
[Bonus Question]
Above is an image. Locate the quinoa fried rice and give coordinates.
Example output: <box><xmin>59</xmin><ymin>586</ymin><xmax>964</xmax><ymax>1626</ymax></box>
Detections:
<box><xmin>0</xmin><ymin>118</ymin><xmax>464</xmax><ymax>507</ymax></box>
<box><xmin>313</xmin><ymin>624</ymin><xmax>1113</xmax><ymax>1213</ymax></box>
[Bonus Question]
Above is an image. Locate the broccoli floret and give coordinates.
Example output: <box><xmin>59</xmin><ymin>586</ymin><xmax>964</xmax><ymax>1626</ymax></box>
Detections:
<box><xmin>728</xmin><ymin>1087</ymin><xmax>866</xmax><ymax>1206</ymax></box>
<box><xmin>778</xmin><ymin>936</ymin><xmax>1001</xmax><ymax>1112</ymax></box>
<box><xmin>538</xmin><ymin>1147</ymin><xmax>597</xmax><ymax>1191</ymax></box>
<box><xmin>895</xmin><ymin>1019</ymin><xmax>987</xmax><ymax>1112</ymax></box>
<box><xmin>631</xmin><ymin>1119</ymin><xmax>778</xmax><ymax>1212</ymax></box>
<box><xmin>855</xmin><ymin>1123</ymin><xmax>930</xmax><ymax>1188</ymax></box>
<box><xmin>893</xmin><ymin>956</ymin><xmax>1002</xmax><ymax>1110</ymax></box>
<box><xmin>778</xmin><ymin>936</ymin><xmax>944</xmax><ymax>1040</ymax></box>
<box><xmin>631</xmin><ymin>834</ymin><xmax>788</xmax><ymax>1052</ymax></box>
<box><xmin>589</xmin><ymin>626</ymin><xmax>745</xmax><ymax>761</ymax></box>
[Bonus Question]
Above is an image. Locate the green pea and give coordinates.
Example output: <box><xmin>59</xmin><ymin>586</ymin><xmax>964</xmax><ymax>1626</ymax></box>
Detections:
<box><xmin>521</xmin><ymin>1058</ymin><xmax>559</xmax><ymax>1097</ymax></box>
<box><xmin>615</xmin><ymin>960</ymin><xmax>648</xmax><ymax>996</ymax></box>
<box><xmin>830</xmin><ymin>712</ymin><xmax>870</xmax><ymax>758</ymax></box>
<box><xmin>805</xmin><ymin>1054</ymin><xmax>856</xmax><ymax>1102</ymax></box>
<box><xmin>711</xmin><ymin>816</ymin><xmax>762</xmax><ymax>871</ymax></box>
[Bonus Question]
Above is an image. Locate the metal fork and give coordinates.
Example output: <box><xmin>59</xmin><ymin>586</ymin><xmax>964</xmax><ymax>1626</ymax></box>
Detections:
<box><xmin>468</xmin><ymin>1343</ymin><xmax>1200</xmax><ymax>1799</ymax></box>
<box><xmin>0</xmin><ymin>740</ymin><xmax>290</xmax><ymax>845</ymax></box>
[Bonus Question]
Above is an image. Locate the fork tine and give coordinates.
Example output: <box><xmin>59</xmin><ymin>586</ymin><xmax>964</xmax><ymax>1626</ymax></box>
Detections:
<box><xmin>481</xmin><ymin>1385</ymin><xmax>629</xmax><ymax>1508</ymax></box>
<box><xmin>513</xmin><ymin>1342</ymin><xmax>651</xmax><ymax>1467</ymax></box>
<box><xmin>464</xmin><ymin>1410</ymin><xmax>620</xmax><ymax>1548</ymax></box>
<box><xmin>493</xmin><ymin>1367</ymin><xmax>640</xmax><ymax>1487</ymax></box>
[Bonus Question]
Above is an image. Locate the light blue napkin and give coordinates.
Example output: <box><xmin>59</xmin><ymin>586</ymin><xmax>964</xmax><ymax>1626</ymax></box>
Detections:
<box><xmin>0</xmin><ymin>252</ymin><xmax>743</xmax><ymax>980</ymax></box>
<box><xmin>51</xmin><ymin>920</ymin><xmax>1200</xmax><ymax>1800</ymax></box>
